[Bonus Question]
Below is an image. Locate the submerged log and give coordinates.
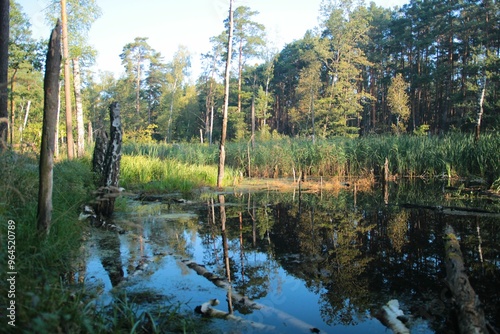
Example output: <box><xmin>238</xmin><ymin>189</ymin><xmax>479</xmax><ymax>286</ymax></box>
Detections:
<box><xmin>195</xmin><ymin>299</ymin><xmax>275</xmax><ymax>331</ymax></box>
<box><xmin>374</xmin><ymin>299</ymin><xmax>410</xmax><ymax>334</ymax></box>
<box><xmin>36</xmin><ymin>21</ymin><xmax>61</xmax><ymax>235</ymax></box>
<box><xmin>183</xmin><ymin>259</ymin><xmax>323</xmax><ymax>333</ymax></box>
<box><xmin>401</xmin><ymin>203</ymin><xmax>500</xmax><ymax>218</ymax></box>
<box><xmin>443</xmin><ymin>225</ymin><xmax>488</xmax><ymax>334</ymax></box>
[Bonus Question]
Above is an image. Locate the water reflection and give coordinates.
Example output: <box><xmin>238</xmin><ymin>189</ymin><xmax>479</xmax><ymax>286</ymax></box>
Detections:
<box><xmin>86</xmin><ymin>180</ymin><xmax>500</xmax><ymax>333</ymax></box>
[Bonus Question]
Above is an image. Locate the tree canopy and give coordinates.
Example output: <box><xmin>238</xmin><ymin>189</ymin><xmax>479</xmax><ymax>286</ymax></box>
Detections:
<box><xmin>5</xmin><ymin>0</ymin><xmax>500</xmax><ymax>149</ymax></box>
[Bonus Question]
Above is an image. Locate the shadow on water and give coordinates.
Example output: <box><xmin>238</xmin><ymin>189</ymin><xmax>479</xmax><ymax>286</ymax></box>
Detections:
<box><xmin>82</xmin><ymin>179</ymin><xmax>500</xmax><ymax>333</ymax></box>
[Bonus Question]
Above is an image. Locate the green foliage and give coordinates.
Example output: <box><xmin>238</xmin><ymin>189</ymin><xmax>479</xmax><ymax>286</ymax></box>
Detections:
<box><xmin>413</xmin><ymin>124</ymin><xmax>430</xmax><ymax>136</ymax></box>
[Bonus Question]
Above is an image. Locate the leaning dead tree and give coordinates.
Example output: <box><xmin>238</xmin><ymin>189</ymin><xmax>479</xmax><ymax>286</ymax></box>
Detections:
<box><xmin>37</xmin><ymin>21</ymin><xmax>61</xmax><ymax>235</ymax></box>
<box><xmin>443</xmin><ymin>225</ymin><xmax>488</xmax><ymax>334</ymax></box>
<box><xmin>91</xmin><ymin>102</ymin><xmax>122</xmax><ymax>218</ymax></box>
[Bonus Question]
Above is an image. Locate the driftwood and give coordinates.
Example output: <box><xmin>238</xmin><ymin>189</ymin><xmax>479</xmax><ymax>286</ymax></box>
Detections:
<box><xmin>36</xmin><ymin>21</ymin><xmax>61</xmax><ymax>234</ymax></box>
<box><xmin>443</xmin><ymin>225</ymin><xmax>488</xmax><ymax>334</ymax></box>
<box><xmin>374</xmin><ymin>299</ymin><xmax>410</xmax><ymax>334</ymax></box>
<box><xmin>91</xmin><ymin>102</ymin><xmax>122</xmax><ymax>218</ymax></box>
<box><xmin>183</xmin><ymin>259</ymin><xmax>322</xmax><ymax>333</ymax></box>
<box><xmin>195</xmin><ymin>298</ymin><xmax>275</xmax><ymax>331</ymax></box>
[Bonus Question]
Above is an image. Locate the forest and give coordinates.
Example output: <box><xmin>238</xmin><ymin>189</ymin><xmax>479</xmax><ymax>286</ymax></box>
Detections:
<box><xmin>1</xmin><ymin>0</ymin><xmax>500</xmax><ymax>333</ymax></box>
<box><xmin>2</xmin><ymin>0</ymin><xmax>499</xmax><ymax>151</ymax></box>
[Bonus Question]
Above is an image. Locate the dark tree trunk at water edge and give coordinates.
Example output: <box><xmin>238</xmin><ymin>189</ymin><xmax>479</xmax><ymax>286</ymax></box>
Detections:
<box><xmin>92</xmin><ymin>102</ymin><xmax>122</xmax><ymax>217</ymax></box>
<box><xmin>37</xmin><ymin>22</ymin><xmax>61</xmax><ymax>235</ymax></box>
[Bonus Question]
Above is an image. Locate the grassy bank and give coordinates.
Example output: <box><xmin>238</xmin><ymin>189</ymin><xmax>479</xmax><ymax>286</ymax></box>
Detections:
<box><xmin>0</xmin><ymin>152</ymin><xmax>207</xmax><ymax>333</ymax></box>
<box><xmin>123</xmin><ymin>133</ymin><xmax>500</xmax><ymax>186</ymax></box>
<box><xmin>0</xmin><ymin>152</ymin><xmax>96</xmax><ymax>332</ymax></box>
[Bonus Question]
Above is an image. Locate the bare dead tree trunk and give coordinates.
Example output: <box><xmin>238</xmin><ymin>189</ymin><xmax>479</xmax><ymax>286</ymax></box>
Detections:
<box><xmin>37</xmin><ymin>21</ymin><xmax>61</xmax><ymax>235</ymax></box>
<box><xmin>92</xmin><ymin>128</ymin><xmax>108</xmax><ymax>177</ymax></box>
<box><xmin>0</xmin><ymin>0</ymin><xmax>9</xmax><ymax>148</ymax></box>
<box><xmin>92</xmin><ymin>102</ymin><xmax>122</xmax><ymax>217</ymax></box>
<box><xmin>217</xmin><ymin>0</ymin><xmax>234</xmax><ymax>188</ymax></box>
<box><xmin>73</xmin><ymin>57</ymin><xmax>85</xmax><ymax>157</ymax></box>
<box><xmin>103</xmin><ymin>103</ymin><xmax>122</xmax><ymax>188</ymax></box>
<box><xmin>61</xmin><ymin>0</ymin><xmax>74</xmax><ymax>159</ymax></box>
<box><xmin>443</xmin><ymin>225</ymin><xmax>488</xmax><ymax>334</ymax></box>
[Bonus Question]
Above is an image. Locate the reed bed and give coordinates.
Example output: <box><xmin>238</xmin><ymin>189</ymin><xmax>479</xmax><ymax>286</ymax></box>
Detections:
<box><xmin>124</xmin><ymin>132</ymin><xmax>499</xmax><ymax>185</ymax></box>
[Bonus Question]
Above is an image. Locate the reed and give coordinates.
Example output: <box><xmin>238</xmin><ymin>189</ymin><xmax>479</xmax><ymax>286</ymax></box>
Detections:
<box><xmin>122</xmin><ymin>131</ymin><xmax>499</xmax><ymax>186</ymax></box>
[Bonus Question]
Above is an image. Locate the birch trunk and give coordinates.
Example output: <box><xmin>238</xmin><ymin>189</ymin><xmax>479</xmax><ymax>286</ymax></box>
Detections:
<box><xmin>73</xmin><ymin>57</ymin><xmax>85</xmax><ymax>157</ymax></box>
<box><xmin>37</xmin><ymin>21</ymin><xmax>61</xmax><ymax>235</ymax></box>
<box><xmin>474</xmin><ymin>78</ymin><xmax>486</xmax><ymax>143</ymax></box>
<box><xmin>61</xmin><ymin>0</ymin><xmax>74</xmax><ymax>159</ymax></box>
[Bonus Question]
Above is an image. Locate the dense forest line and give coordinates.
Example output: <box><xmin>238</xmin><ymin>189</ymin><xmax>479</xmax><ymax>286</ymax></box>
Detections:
<box><xmin>4</xmin><ymin>0</ymin><xmax>499</xmax><ymax>151</ymax></box>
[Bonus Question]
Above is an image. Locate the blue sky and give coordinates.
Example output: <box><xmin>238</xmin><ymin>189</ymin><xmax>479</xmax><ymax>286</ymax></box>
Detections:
<box><xmin>19</xmin><ymin>0</ymin><xmax>408</xmax><ymax>80</ymax></box>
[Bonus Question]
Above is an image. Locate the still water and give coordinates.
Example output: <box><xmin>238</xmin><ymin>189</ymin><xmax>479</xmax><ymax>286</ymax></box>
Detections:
<box><xmin>82</xmin><ymin>180</ymin><xmax>500</xmax><ymax>333</ymax></box>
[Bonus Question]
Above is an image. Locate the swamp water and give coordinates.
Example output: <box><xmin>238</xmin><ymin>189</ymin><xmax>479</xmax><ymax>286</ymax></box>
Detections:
<box><xmin>81</xmin><ymin>180</ymin><xmax>499</xmax><ymax>333</ymax></box>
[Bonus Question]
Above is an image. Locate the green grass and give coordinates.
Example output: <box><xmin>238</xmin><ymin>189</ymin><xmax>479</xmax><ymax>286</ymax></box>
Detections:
<box><xmin>120</xmin><ymin>154</ymin><xmax>240</xmax><ymax>193</ymax></box>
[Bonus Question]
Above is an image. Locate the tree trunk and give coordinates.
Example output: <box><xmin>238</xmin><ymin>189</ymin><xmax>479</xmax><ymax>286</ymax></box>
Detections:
<box><xmin>443</xmin><ymin>225</ymin><xmax>488</xmax><ymax>334</ymax></box>
<box><xmin>92</xmin><ymin>102</ymin><xmax>122</xmax><ymax>217</ymax></box>
<box><xmin>9</xmin><ymin>69</ymin><xmax>17</xmax><ymax>145</ymax></box>
<box><xmin>217</xmin><ymin>0</ymin><xmax>234</xmax><ymax>188</ymax></box>
<box><xmin>87</xmin><ymin>121</ymin><xmax>93</xmax><ymax>144</ymax></box>
<box><xmin>167</xmin><ymin>78</ymin><xmax>177</xmax><ymax>142</ymax></box>
<box><xmin>251</xmin><ymin>94</ymin><xmax>255</xmax><ymax>148</ymax></box>
<box><xmin>237</xmin><ymin>40</ymin><xmax>243</xmax><ymax>114</ymax></box>
<box><xmin>135</xmin><ymin>57</ymin><xmax>141</xmax><ymax>115</ymax></box>
<box><xmin>20</xmin><ymin>100</ymin><xmax>31</xmax><ymax>142</ymax></box>
<box><xmin>61</xmin><ymin>0</ymin><xmax>74</xmax><ymax>159</ymax></box>
<box><xmin>474</xmin><ymin>78</ymin><xmax>486</xmax><ymax>143</ymax></box>
<box><xmin>92</xmin><ymin>129</ymin><xmax>108</xmax><ymax>178</ymax></box>
<box><xmin>37</xmin><ymin>21</ymin><xmax>61</xmax><ymax>235</ymax></box>
<box><xmin>73</xmin><ymin>57</ymin><xmax>85</xmax><ymax>157</ymax></box>
<box><xmin>0</xmin><ymin>0</ymin><xmax>9</xmax><ymax>148</ymax></box>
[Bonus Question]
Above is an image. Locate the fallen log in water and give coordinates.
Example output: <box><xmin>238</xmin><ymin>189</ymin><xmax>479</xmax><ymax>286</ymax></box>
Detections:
<box><xmin>374</xmin><ymin>299</ymin><xmax>410</xmax><ymax>334</ymax></box>
<box><xmin>401</xmin><ymin>203</ymin><xmax>500</xmax><ymax>218</ymax></box>
<box><xmin>183</xmin><ymin>259</ymin><xmax>323</xmax><ymax>333</ymax></box>
<box><xmin>443</xmin><ymin>225</ymin><xmax>488</xmax><ymax>334</ymax></box>
<box><xmin>195</xmin><ymin>299</ymin><xmax>275</xmax><ymax>331</ymax></box>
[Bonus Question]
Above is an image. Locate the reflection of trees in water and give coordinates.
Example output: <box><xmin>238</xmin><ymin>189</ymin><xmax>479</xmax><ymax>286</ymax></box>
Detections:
<box><xmin>96</xmin><ymin>231</ymin><xmax>124</xmax><ymax>286</ymax></box>
<box><xmin>215</xmin><ymin>189</ymin><xmax>500</xmax><ymax>331</ymax></box>
<box><xmin>196</xmin><ymin>194</ymin><xmax>280</xmax><ymax>305</ymax></box>
<box><xmin>387</xmin><ymin>211</ymin><xmax>409</xmax><ymax>253</ymax></box>
<box><xmin>270</xmin><ymin>199</ymin><xmax>374</xmax><ymax>326</ymax></box>
<box><xmin>132</xmin><ymin>187</ymin><xmax>498</xmax><ymax>331</ymax></box>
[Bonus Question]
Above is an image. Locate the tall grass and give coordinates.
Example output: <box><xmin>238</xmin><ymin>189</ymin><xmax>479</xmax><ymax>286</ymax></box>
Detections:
<box><xmin>120</xmin><ymin>154</ymin><xmax>240</xmax><ymax>193</ymax></box>
<box><xmin>124</xmin><ymin>132</ymin><xmax>499</xmax><ymax>184</ymax></box>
